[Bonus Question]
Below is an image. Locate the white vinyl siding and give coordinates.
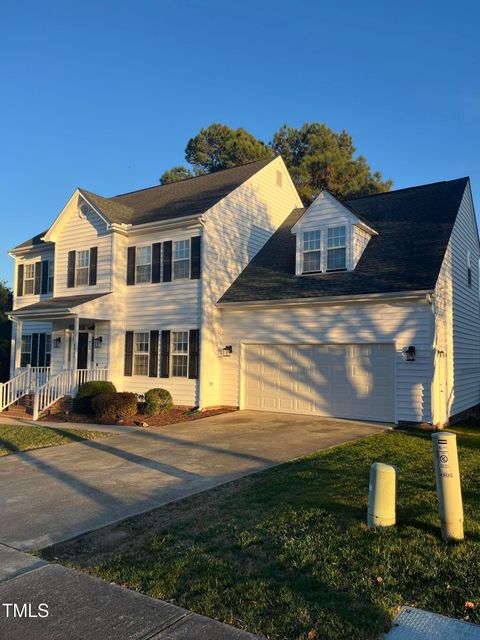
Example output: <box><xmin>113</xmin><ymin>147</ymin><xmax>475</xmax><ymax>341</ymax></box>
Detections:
<box><xmin>54</xmin><ymin>199</ymin><xmax>112</xmax><ymax>297</ymax></box>
<box><xmin>199</xmin><ymin>156</ymin><xmax>303</xmax><ymax>408</ymax></box>
<box><xmin>221</xmin><ymin>298</ymin><xmax>434</xmax><ymax>423</ymax></box>
<box><xmin>433</xmin><ymin>185</ymin><xmax>480</xmax><ymax>421</ymax></box>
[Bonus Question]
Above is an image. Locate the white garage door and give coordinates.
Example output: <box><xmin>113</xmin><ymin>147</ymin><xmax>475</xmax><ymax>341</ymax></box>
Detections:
<box><xmin>243</xmin><ymin>343</ymin><xmax>395</xmax><ymax>422</ymax></box>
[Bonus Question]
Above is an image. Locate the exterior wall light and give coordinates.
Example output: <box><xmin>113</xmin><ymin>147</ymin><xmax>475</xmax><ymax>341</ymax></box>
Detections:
<box><xmin>222</xmin><ymin>345</ymin><xmax>233</xmax><ymax>357</ymax></box>
<box><xmin>53</xmin><ymin>337</ymin><xmax>62</xmax><ymax>348</ymax></box>
<box><xmin>403</xmin><ymin>345</ymin><xmax>416</xmax><ymax>361</ymax></box>
<box><xmin>94</xmin><ymin>336</ymin><xmax>103</xmax><ymax>349</ymax></box>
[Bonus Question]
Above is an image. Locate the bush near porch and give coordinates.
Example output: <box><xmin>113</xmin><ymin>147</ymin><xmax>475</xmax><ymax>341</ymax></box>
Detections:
<box><xmin>44</xmin><ymin>423</ymin><xmax>480</xmax><ymax>640</ymax></box>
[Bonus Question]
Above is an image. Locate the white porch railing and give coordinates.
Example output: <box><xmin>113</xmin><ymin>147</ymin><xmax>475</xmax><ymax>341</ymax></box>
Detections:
<box><xmin>32</xmin><ymin>368</ymin><xmax>108</xmax><ymax>420</ymax></box>
<box><xmin>16</xmin><ymin>366</ymin><xmax>52</xmax><ymax>389</ymax></box>
<box><xmin>0</xmin><ymin>366</ymin><xmax>52</xmax><ymax>412</ymax></box>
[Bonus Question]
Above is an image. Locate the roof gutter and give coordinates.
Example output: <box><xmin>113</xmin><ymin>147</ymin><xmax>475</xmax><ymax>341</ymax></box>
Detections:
<box><xmin>122</xmin><ymin>213</ymin><xmax>205</xmax><ymax>234</ymax></box>
<box><xmin>217</xmin><ymin>289</ymin><xmax>434</xmax><ymax>309</ymax></box>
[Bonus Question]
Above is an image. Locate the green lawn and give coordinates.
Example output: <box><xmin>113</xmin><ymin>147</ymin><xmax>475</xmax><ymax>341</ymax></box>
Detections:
<box><xmin>0</xmin><ymin>424</ymin><xmax>111</xmax><ymax>456</ymax></box>
<box><xmin>42</xmin><ymin>424</ymin><xmax>480</xmax><ymax>640</ymax></box>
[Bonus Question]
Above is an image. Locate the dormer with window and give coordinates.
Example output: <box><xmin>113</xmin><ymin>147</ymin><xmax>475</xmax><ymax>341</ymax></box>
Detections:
<box><xmin>292</xmin><ymin>190</ymin><xmax>377</xmax><ymax>275</ymax></box>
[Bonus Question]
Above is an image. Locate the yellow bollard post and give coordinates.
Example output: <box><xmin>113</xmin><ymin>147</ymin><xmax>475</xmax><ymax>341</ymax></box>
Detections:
<box><xmin>432</xmin><ymin>432</ymin><xmax>464</xmax><ymax>541</ymax></box>
<box><xmin>367</xmin><ymin>462</ymin><xmax>397</xmax><ymax>528</ymax></box>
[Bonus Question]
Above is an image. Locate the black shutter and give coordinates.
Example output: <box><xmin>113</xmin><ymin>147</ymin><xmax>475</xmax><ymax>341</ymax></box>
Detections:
<box><xmin>38</xmin><ymin>333</ymin><xmax>46</xmax><ymax>367</ymax></box>
<box><xmin>31</xmin><ymin>333</ymin><xmax>39</xmax><ymax>367</ymax></box>
<box><xmin>191</xmin><ymin>236</ymin><xmax>201</xmax><ymax>279</ymax></box>
<box><xmin>67</xmin><ymin>251</ymin><xmax>76</xmax><ymax>288</ymax></box>
<box><xmin>34</xmin><ymin>262</ymin><xmax>41</xmax><ymax>295</ymax></box>
<box><xmin>152</xmin><ymin>243</ymin><xmax>161</xmax><ymax>283</ymax></box>
<box><xmin>188</xmin><ymin>329</ymin><xmax>200</xmax><ymax>379</ymax></box>
<box><xmin>41</xmin><ymin>260</ymin><xmax>49</xmax><ymax>295</ymax></box>
<box><xmin>162</xmin><ymin>241</ymin><xmax>172</xmax><ymax>282</ymax></box>
<box><xmin>149</xmin><ymin>330</ymin><xmax>159</xmax><ymax>377</ymax></box>
<box><xmin>124</xmin><ymin>331</ymin><xmax>134</xmax><ymax>376</ymax></box>
<box><xmin>89</xmin><ymin>247</ymin><xmax>98</xmax><ymax>286</ymax></box>
<box><xmin>160</xmin><ymin>330</ymin><xmax>170</xmax><ymax>377</ymax></box>
<box><xmin>17</xmin><ymin>264</ymin><xmax>24</xmax><ymax>297</ymax></box>
<box><xmin>127</xmin><ymin>247</ymin><xmax>136</xmax><ymax>285</ymax></box>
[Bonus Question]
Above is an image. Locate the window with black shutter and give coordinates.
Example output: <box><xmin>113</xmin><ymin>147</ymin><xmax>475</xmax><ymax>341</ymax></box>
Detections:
<box><xmin>89</xmin><ymin>247</ymin><xmax>98</xmax><ymax>285</ymax></box>
<box><xmin>127</xmin><ymin>247</ymin><xmax>136</xmax><ymax>285</ymax></box>
<box><xmin>160</xmin><ymin>330</ymin><xmax>170</xmax><ymax>377</ymax></box>
<box><xmin>191</xmin><ymin>236</ymin><xmax>201</xmax><ymax>279</ymax></box>
<box><xmin>124</xmin><ymin>331</ymin><xmax>134</xmax><ymax>376</ymax></box>
<box><xmin>188</xmin><ymin>329</ymin><xmax>200</xmax><ymax>379</ymax></box>
<box><xmin>17</xmin><ymin>264</ymin><xmax>24</xmax><ymax>297</ymax></box>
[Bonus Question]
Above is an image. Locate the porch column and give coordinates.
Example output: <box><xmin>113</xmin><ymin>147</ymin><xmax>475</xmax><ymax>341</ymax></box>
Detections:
<box><xmin>13</xmin><ymin>319</ymin><xmax>22</xmax><ymax>374</ymax></box>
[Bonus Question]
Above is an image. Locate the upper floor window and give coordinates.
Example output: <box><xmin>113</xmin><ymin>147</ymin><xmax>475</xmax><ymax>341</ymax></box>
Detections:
<box><xmin>173</xmin><ymin>240</ymin><xmax>190</xmax><ymax>279</ymax></box>
<box><xmin>76</xmin><ymin>250</ymin><xmax>90</xmax><ymax>286</ymax></box>
<box><xmin>24</xmin><ymin>264</ymin><xmax>35</xmax><ymax>294</ymax></box>
<box><xmin>47</xmin><ymin>261</ymin><xmax>54</xmax><ymax>293</ymax></box>
<box><xmin>136</xmin><ymin>246</ymin><xmax>152</xmax><ymax>284</ymax></box>
<box><xmin>302</xmin><ymin>230</ymin><xmax>321</xmax><ymax>273</ymax></box>
<box><xmin>171</xmin><ymin>330</ymin><xmax>189</xmax><ymax>376</ymax></box>
<box><xmin>133</xmin><ymin>332</ymin><xmax>150</xmax><ymax>375</ymax></box>
<box><xmin>327</xmin><ymin>226</ymin><xmax>346</xmax><ymax>271</ymax></box>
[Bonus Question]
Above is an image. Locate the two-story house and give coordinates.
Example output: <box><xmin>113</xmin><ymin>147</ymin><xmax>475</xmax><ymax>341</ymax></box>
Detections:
<box><xmin>4</xmin><ymin>157</ymin><xmax>302</xmax><ymax>417</ymax></box>
<box><xmin>2</xmin><ymin>158</ymin><xmax>479</xmax><ymax>426</ymax></box>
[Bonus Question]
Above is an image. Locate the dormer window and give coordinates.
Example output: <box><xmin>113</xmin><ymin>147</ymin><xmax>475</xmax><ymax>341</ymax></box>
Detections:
<box><xmin>326</xmin><ymin>226</ymin><xmax>347</xmax><ymax>271</ymax></box>
<box><xmin>302</xmin><ymin>230</ymin><xmax>321</xmax><ymax>273</ymax></box>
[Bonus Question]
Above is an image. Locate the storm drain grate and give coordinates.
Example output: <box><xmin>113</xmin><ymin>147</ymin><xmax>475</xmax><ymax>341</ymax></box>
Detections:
<box><xmin>384</xmin><ymin>607</ymin><xmax>480</xmax><ymax>639</ymax></box>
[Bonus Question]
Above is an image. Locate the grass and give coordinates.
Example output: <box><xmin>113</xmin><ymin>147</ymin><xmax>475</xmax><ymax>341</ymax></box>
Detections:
<box><xmin>42</xmin><ymin>423</ymin><xmax>480</xmax><ymax>640</ymax></box>
<box><xmin>0</xmin><ymin>424</ymin><xmax>111</xmax><ymax>456</ymax></box>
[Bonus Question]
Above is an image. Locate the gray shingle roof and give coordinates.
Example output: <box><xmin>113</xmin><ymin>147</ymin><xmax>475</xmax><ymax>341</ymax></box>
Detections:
<box><xmin>13</xmin><ymin>157</ymin><xmax>275</xmax><ymax>249</ymax></box>
<box><xmin>219</xmin><ymin>177</ymin><xmax>470</xmax><ymax>304</ymax></box>
<box><xmin>11</xmin><ymin>293</ymin><xmax>110</xmax><ymax>316</ymax></box>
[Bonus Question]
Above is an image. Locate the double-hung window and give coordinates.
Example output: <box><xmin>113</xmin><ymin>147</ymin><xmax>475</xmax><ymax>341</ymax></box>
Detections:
<box><xmin>302</xmin><ymin>230</ymin><xmax>321</xmax><ymax>273</ymax></box>
<box><xmin>171</xmin><ymin>331</ymin><xmax>188</xmax><ymax>377</ymax></box>
<box><xmin>133</xmin><ymin>332</ymin><xmax>150</xmax><ymax>375</ymax></box>
<box><xmin>173</xmin><ymin>240</ymin><xmax>190</xmax><ymax>280</ymax></box>
<box><xmin>136</xmin><ymin>246</ymin><xmax>152</xmax><ymax>284</ymax></box>
<box><xmin>24</xmin><ymin>264</ymin><xmax>35</xmax><ymax>294</ymax></box>
<box><xmin>48</xmin><ymin>260</ymin><xmax>54</xmax><ymax>293</ymax></box>
<box><xmin>20</xmin><ymin>335</ymin><xmax>32</xmax><ymax>367</ymax></box>
<box><xmin>327</xmin><ymin>226</ymin><xmax>347</xmax><ymax>271</ymax></box>
<box><xmin>76</xmin><ymin>250</ymin><xmax>90</xmax><ymax>285</ymax></box>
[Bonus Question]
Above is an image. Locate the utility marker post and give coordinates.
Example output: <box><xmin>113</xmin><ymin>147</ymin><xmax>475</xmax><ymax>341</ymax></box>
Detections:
<box><xmin>432</xmin><ymin>432</ymin><xmax>464</xmax><ymax>542</ymax></box>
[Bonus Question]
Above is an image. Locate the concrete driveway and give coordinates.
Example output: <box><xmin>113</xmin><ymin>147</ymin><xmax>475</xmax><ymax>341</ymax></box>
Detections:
<box><xmin>0</xmin><ymin>411</ymin><xmax>388</xmax><ymax>550</ymax></box>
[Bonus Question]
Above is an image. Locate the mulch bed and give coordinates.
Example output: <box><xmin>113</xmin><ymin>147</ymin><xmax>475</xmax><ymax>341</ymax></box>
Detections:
<box><xmin>42</xmin><ymin>405</ymin><xmax>238</xmax><ymax>427</ymax></box>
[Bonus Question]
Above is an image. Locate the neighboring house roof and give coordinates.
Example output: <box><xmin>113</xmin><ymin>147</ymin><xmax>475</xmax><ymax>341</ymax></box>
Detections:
<box><xmin>219</xmin><ymin>177</ymin><xmax>470</xmax><ymax>304</ymax></box>
<box><xmin>11</xmin><ymin>293</ymin><xmax>111</xmax><ymax>316</ymax></box>
<box><xmin>12</xmin><ymin>158</ymin><xmax>275</xmax><ymax>250</ymax></box>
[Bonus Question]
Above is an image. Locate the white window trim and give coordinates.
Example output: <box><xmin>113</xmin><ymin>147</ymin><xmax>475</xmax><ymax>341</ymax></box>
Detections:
<box><xmin>326</xmin><ymin>224</ymin><xmax>347</xmax><ymax>272</ymax></box>
<box><xmin>135</xmin><ymin>245</ymin><xmax>153</xmax><ymax>285</ymax></box>
<box><xmin>296</xmin><ymin>223</ymin><xmax>353</xmax><ymax>275</ymax></box>
<box><xmin>24</xmin><ymin>263</ymin><xmax>35</xmax><ymax>295</ymax></box>
<box><xmin>75</xmin><ymin>250</ymin><xmax>90</xmax><ymax>286</ymax></box>
<box><xmin>173</xmin><ymin>239</ymin><xmax>191</xmax><ymax>281</ymax></box>
<box><xmin>133</xmin><ymin>331</ymin><xmax>150</xmax><ymax>376</ymax></box>
<box><xmin>170</xmin><ymin>329</ymin><xmax>189</xmax><ymax>378</ymax></box>
<box><xmin>301</xmin><ymin>230</ymin><xmax>322</xmax><ymax>274</ymax></box>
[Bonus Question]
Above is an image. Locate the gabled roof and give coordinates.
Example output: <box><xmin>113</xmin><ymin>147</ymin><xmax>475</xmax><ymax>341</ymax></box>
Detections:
<box><xmin>219</xmin><ymin>177</ymin><xmax>470</xmax><ymax>304</ymax></box>
<box><xmin>12</xmin><ymin>157</ymin><xmax>275</xmax><ymax>250</ymax></box>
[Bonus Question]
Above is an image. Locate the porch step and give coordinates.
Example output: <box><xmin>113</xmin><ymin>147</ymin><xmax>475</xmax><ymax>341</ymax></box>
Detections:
<box><xmin>1</xmin><ymin>404</ymin><xmax>34</xmax><ymax>420</ymax></box>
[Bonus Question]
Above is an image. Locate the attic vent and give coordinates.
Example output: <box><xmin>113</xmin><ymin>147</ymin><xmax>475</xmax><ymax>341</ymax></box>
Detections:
<box><xmin>276</xmin><ymin>170</ymin><xmax>283</xmax><ymax>187</ymax></box>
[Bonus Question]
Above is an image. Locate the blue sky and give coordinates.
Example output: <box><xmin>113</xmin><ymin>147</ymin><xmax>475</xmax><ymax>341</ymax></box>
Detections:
<box><xmin>1</xmin><ymin>0</ymin><xmax>479</xmax><ymax>284</ymax></box>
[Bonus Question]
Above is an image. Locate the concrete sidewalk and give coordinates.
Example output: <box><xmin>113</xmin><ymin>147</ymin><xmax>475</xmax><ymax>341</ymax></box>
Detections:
<box><xmin>0</xmin><ymin>545</ymin><xmax>261</xmax><ymax>639</ymax></box>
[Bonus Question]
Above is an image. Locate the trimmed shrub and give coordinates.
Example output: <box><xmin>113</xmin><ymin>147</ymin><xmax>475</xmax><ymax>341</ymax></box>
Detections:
<box><xmin>138</xmin><ymin>388</ymin><xmax>173</xmax><ymax>416</ymax></box>
<box><xmin>74</xmin><ymin>380</ymin><xmax>116</xmax><ymax>414</ymax></box>
<box><xmin>92</xmin><ymin>392</ymin><xmax>138</xmax><ymax>422</ymax></box>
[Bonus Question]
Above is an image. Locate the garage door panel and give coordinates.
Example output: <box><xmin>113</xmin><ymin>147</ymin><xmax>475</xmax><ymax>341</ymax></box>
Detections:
<box><xmin>244</xmin><ymin>343</ymin><xmax>395</xmax><ymax>422</ymax></box>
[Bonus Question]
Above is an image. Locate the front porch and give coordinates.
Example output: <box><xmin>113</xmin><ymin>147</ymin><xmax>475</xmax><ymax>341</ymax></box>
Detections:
<box><xmin>2</xmin><ymin>294</ymin><xmax>112</xmax><ymax>419</ymax></box>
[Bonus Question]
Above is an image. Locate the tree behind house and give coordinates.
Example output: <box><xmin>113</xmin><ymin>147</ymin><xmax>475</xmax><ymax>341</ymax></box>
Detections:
<box><xmin>159</xmin><ymin>122</ymin><xmax>392</xmax><ymax>201</ymax></box>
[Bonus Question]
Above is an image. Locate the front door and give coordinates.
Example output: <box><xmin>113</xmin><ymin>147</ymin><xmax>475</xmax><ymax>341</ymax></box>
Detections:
<box><xmin>77</xmin><ymin>332</ymin><xmax>89</xmax><ymax>369</ymax></box>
